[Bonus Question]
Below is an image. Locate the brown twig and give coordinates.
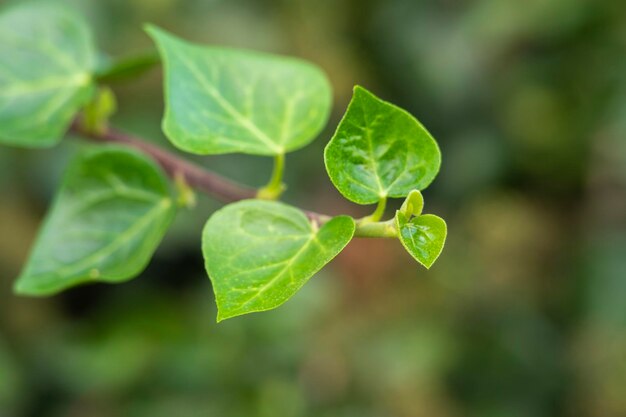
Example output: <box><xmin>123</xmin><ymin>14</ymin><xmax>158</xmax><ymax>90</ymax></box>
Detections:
<box><xmin>69</xmin><ymin>121</ymin><xmax>330</xmax><ymax>223</ymax></box>
<box><xmin>70</xmin><ymin>121</ymin><xmax>257</xmax><ymax>203</ymax></box>
<box><xmin>68</xmin><ymin>122</ymin><xmax>389</xmax><ymax>235</ymax></box>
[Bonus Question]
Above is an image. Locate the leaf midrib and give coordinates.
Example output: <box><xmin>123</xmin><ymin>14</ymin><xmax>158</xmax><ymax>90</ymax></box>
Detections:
<box><xmin>0</xmin><ymin>73</ymin><xmax>90</xmax><ymax>98</ymax></box>
<box><xmin>174</xmin><ymin>51</ymin><xmax>283</xmax><ymax>153</ymax></box>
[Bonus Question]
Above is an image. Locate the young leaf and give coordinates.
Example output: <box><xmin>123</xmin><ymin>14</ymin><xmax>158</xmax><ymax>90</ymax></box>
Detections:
<box><xmin>203</xmin><ymin>200</ymin><xmax>355</xmax><ymax>321</ymax></box>
<box><xmin>0</xmin><ymin>3</ymin><xmax>96</xmax><ymax>147</ymax></box>
<box><xmin>395</xmin><ymin>212</ymin><xmax>446</xmax><ymax>269</ymax></box>
<box><xmin>14</xmin><ymin>146</ymin><xmax>176</xmax><ymax>296</ymax></box>
<box><xmin>324</xmin><ymin>86</ymin><xmax>441</xmax><ymax>205</ymax></box>
<box><xmin>146</xmin><ymin>25</ymin><xmax>332</xmax><ymax>156</ymax></box>
<box><xmin>399</xmin><ymin>190</ymin><xmax>424</xmax><ymax>218</ymax></box>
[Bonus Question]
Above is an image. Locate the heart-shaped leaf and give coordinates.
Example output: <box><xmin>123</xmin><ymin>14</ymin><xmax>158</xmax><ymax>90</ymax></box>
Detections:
<box><xmin>203</xmin><ymin>200</ymin><xmax>355</xmax><ymax>321</ymax></box>
<box><xmin>147</xmin><ymin>25</ymin><xmax>332</xmax><ymax>156</ymax></box>
<box><xmin>395</xmin><ymin>212</ymin><xmax>447</xmax><ymax>269</ymax></box>
<box><xmin>0</xmin><ymin>3</ymin><xmax>96</xmax><ymax>147</ymax></box>
<box><xmin>15</xmin><ymin>146</ymin><xmax>176</xmax><ymax>295</ymax></box>
<box><xmin>325</xmin><ymin>86</ymin><xmax>441</xmax><ymax>204</ymax></box>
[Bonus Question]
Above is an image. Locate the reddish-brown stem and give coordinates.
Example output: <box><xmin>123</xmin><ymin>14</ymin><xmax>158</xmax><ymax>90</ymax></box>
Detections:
<box><xmin>70</xmin><ymin>121</ymin><xmax>257</xmax><ymax>203</ymax></box>
<box><xmin>69</xmin><ymin>121</ymin><xmax>329</xmax><ymax>223</ymax></box>
<box><xmin>69</xmin><ymin>122</ymin><xmax>394</xmax><ymax>236</ymax></box>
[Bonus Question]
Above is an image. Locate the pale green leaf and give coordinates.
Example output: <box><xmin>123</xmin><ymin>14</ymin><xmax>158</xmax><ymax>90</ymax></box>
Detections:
<box><xmin>0</xmin><ymin>3</ymin><xmax>96</xmax><ymax>147</ymax></box>
<box><xmin>203</xmin><ymin>200</ymin><xmax>355</xmax><ymax>321</ymax></box>
<box><xmin>324</xmin><ymin>86</ymin><xmax>441</xmax><ymax>204</ymax></box>
<box><xmin>399</xmin><ymin>190</ymin><xmax>424</xmax><ymax>218</ymax></box>
<box><xmin>146</xmin><ymin>25</ymin><xmax>332</xmax><ymax>156</ymax></box>
<box><xmin>395</xmin><ymin>212</ymin><xmax>447</xmax><ymax>269</ymax></box>
<box><xmin>15</xmin><ymin>146</ymin><xmax>176</xmax><ymax>295</ymax></box>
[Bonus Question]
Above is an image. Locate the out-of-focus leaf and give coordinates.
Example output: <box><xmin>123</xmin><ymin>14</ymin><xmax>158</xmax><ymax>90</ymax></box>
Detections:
<box><xmin>0</xmin><ymin>3</ymin><xmax>96</xmax><ymax>147</ymax></box>
<box><xmin>96</xmin><ymin>51</ymin><xmax>160</xmax><ymax>83</ymax></box>
<box><xmin>15</xmin><ymin>146</ymin><xmax>176</xmax><ymax>295</ymax></box>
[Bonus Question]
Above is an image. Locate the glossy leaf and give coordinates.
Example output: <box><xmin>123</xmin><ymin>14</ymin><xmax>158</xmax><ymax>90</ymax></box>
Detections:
<box><xmin>399</xmin><ymin>190</ymin><xmax>424</xmax><ymax>218</ymax></box>
<box><xmin>15</xmin><ymin>146</ymin><xmax>176</xmax><ymax>295</ymax></box>
<box><xmin>324</xmin><ymin>86</ymin><xmax>441</xmax><ymax>204</ymax></box>
<box><xmin>0</xmin><ymin>3</ymin><xmax>96</xmax><ymax>147</ymax></box>
<box><xmin>395</xmin><ymin>212</ymin><xmax>447</xmax><ymax>269</ymax></box>
<box><xmin>146</xmin><ymin>25</ymin><xmax>332</xmax><ymax>156</ymax></box>
<box><xmin>203</xmin><ymin>200</ymin><xmax>355</xmax><ymax>321</ymax></box>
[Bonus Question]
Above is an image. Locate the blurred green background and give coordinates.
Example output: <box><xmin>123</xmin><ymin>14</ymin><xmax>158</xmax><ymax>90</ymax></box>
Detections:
<box><xmin>1</xmin><ymin>0</ymin><xmax>626</xmax><ymax>416</ymax></box>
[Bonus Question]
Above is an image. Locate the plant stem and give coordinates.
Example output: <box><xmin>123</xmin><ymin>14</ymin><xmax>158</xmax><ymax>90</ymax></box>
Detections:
<box><xmin>70</xmin><ymin>121</ymin><xmax>256</xmax><ymax>203</ymax></box>
<box><xmin>95</xmin><ymin>50</ymin><xmax>161</xmax><ymax>83</ymax></box>
<box><xmin>257</xmin><ymin>153</ymin><xmax>286</xmax><ymax>200</ymax></box>
<box><xmin>364</xmin><ymin>197</ymin><xmax>387</xmax><ymax>223</ymax></box>
<box><xmin>354</xmin><ymin>219</ymin><xmax>397</xmax><ymax>238</ymax></box>
<box><xmin>69</xmin><ymin>120</ymin><xmax>397</xmax><ymax>239</ymax></box>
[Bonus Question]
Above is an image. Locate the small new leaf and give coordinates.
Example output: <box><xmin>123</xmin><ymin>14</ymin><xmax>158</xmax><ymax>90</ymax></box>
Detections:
<box><xmin>0</xmin><ymin>3</ymin><xmax>96</xmax><ymax>147</ymax></box>
<box><xmin>395</xmin><ymin>212</ymin><xmax>446</xmax><ymax>269</ymax></box>
<box><xmin>203</xmin><ymin>200</ymin><xmax>355</xmax><ymax>321</ymax></box>
<box><xmin>147</xmin><ymin>25</ymin><xmax>332</xmax><ymax>156</ymax></box>
<box><xmin>15</xmin><ymin>146</ymin><xmax>176</xmax><ymax>295</ymax></box>
<box><xmin>325</xmin><ymin>86</ymin><xmax>441</xmax><ymax>204</ymax></box>
<box><xmin>399</xmin><ymin>190</ymin><xmax>424</xmax><ymax>218</ymax></box>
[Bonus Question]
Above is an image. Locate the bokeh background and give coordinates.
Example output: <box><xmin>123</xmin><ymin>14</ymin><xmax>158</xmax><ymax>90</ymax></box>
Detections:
<box><xmin>1</xmin><ymin>0</ymin><xmax>626</xmax><ymax>416</ymax></box>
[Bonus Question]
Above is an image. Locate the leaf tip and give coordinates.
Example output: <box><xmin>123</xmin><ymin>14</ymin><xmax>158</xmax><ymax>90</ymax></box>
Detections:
<box><xmin>421</xmin><ymin>259</ymin><xmax>435</xmax><ymax>270</ymax></box>
<box><xmin>143</xmin><ymin>23</ymin><xmax>158</xmax><ymax>35</ymax></box>
<box><xmin>352</xmin><ymin>84</ymin><xmax>366</xmax><ymax>94</ymax></box>
<box><xmin>351</xmin><ymin>85</ymin><xmax>376</xmax><ymax>101</ymax></box>
<box><xmin>12</xmin><ymin>276</ymin><xmax>43</xmax><ymax>297</ymax></box>
<box><xmin>12</xmin><ymin>279</ymin><xmax>28</xmax><ymax>296</ymax></box>
<box><xmin>216</xmin><ymin>309</ymin><xmax>237</xmax><ymax>323</ymax></box>
<box><xmin>214</xmin><ymin>297</ymin><xmax>238</xmax><ymax>322</ymax></box>
<box><xmin>143</xmin><ymin>23</ymin><xmax>169</xmax><ymax>42</ymax></box>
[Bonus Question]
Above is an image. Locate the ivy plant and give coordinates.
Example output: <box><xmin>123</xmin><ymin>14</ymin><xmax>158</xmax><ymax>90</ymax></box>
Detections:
<box><xmin>0</xmin><ymin>3</ymin><xmax>96</xmax><ymax>146</ymax></box>
<box><xmin>0</xmin><ymin>2</ymin><xmax>447</xmax><ymax>321</ymax></box>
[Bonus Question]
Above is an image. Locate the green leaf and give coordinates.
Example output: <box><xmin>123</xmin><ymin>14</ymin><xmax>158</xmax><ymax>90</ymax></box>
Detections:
<box><xmin>395</xmin><ymin>212</ymin><xmax>446</xmax><ymax>269</ymax></box>
<box><xmin>146</xmin><ymin>25</ymin><xmax>332</xmax><ymax>156</ymax></box>
<box><xmin>0</xmin><ymin>3</ymin><xmax>96</xmax><ymax>147</ymax></box>
<box><xmin>399</xmin><ymin>190</ymin><xmax>424</xmax><ymax>218</ymax></box>
<box><xmin>203</xmin><ymin>200</ymin><xmax>355</xmax><ymax>321</ymax></box>
<box><xmin>324</xmin><ymin>86</ymin><xmax>441</xmax><ymax>205</ymax></box>
<box><xmin>15</xmin><ymin>146</ymin><xmax>176</xmax><ymax>296</ymax></box>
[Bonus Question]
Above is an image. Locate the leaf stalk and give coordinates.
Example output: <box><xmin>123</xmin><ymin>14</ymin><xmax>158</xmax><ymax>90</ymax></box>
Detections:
<box><xmin>257</xmin><ymin>153</ymin><xmax>286</xmax><ymax>200</ymax></box>
<box><xmin>354</xmin><ymin>218</ymin><xmax>397</xmax><ymax>238</ymax></box>
<box><xmin>362</xmin><ymin>197</ymin><xmax>387</xmax><ymax>223</ymax></box>
<box><xmin>70</xmin><ymin>120</ymin><xmax>257</xmax><ymax>203</ymax></box>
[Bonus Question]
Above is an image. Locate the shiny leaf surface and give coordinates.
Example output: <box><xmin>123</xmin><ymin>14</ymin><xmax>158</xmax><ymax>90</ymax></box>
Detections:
<box><xmin>203</xmin><ymin>200</ymin><xmax>354</xmax><ymax>321</ymax></box>
<box><xmin>395</xmin><ymin>212</ymin><xmax>447</xmax><ymax>269</ymax></box>
<box><xmin>325</xmin><ymin>86</ymin><xmax>441</xmax><ymax>204</ymax></box>
<box><xmin>147</xmin><ymin>25</ymin><xmax>332</xmax><ymax>156</ymax></box>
